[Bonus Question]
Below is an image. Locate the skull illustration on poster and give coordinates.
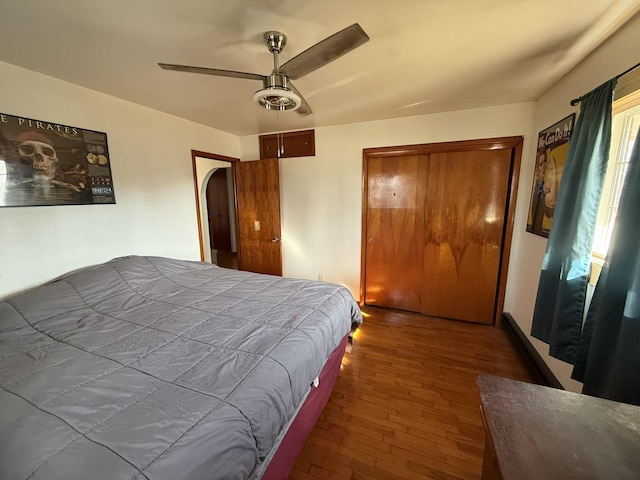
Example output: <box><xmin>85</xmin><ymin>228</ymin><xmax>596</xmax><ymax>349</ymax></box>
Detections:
<box><xmin>16</xmin><ymin>131</ymin><xmax>59</xmax><ymax>182</ymax></box>
<box><xmin>3</xmin><ymin>130</ymin><xmax>91</xmax><ymax>205</ymax></box>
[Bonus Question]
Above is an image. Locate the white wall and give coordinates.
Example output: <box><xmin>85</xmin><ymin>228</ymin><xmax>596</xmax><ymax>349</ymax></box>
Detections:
<box><xmin>0</xmin><ymin>61</ymin><xmax>239</xmax><ymax>299</ymax></box>
<box><xmin>240</xmin><ymin>103</ymin><xmax>536</xmax><ymax>298</ymax></box>
<box><xmin>504</xmin><ymin>13</ymin><xmax>640</xmax><ymax>392</ymax></box>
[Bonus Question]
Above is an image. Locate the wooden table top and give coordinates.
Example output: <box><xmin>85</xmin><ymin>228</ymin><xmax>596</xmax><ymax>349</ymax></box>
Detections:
<box><xmin>477</xmin><ymin>375</ymin><xmax>640</xmax><ymax>479</ymax></box>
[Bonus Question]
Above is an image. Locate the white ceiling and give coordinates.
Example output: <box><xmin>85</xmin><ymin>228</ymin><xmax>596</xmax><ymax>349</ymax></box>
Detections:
<box><xmin>0</xmin><ymin>0</ymin><xmax>639</xmax><ymax>136</ymax></box>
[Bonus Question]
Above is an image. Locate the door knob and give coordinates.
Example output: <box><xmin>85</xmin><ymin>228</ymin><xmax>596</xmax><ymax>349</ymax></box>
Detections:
<box><xmin>271</xmin><ymin>237</ymin><xmax>281</xmax><ymax>243</ymax></box>
<box><xmin>492</xmin><ymin>244</ymin><xmax>499</xmax><ymax>250</ymax></box>
<box><xmin>367</xmin><ymin>237</ymin><xmax>373</xmax><ymax>243</ymax></box>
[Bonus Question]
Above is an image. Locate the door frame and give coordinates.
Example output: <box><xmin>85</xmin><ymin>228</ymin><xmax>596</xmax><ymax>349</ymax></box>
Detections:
<box><xmin>191</xmin><ymin>150</ymin><xmax>239</xmax><ymax>262</ymax></box>
<box><xmin>360</xmin><ymin>137</ymin><xmax>523</xmax><ymax>327</ymax></box>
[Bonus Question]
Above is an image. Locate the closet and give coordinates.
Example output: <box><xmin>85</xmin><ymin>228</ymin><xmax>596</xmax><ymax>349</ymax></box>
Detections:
<box><xmin>361</xmin><ymin>137</ymin><xmax>522</xmax><ymax>325</ymax></box>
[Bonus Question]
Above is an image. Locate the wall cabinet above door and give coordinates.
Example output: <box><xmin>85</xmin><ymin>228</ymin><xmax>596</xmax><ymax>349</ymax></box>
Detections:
<box><xmin>259</xmin><ymin>129</ymin><xmax>315</xmax><ymax>159</ymax></box>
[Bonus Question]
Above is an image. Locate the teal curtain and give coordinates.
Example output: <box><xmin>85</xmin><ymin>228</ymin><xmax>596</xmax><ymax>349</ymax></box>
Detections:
<box><xmin>531</xmin><ymin>79</ymin><xmax>616</xmax><ymax>363</ymax></box>
<box><xmin>572</xmin><ymin>127</ymin><xmax>640</xmax><ymax>405</ymax></box>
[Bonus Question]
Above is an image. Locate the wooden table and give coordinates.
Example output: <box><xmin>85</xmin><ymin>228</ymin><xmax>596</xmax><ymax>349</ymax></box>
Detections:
<box><xmin>477</xmin><ymin>375</ymin><xmax>640</xmax><ymax>479</ymax></box>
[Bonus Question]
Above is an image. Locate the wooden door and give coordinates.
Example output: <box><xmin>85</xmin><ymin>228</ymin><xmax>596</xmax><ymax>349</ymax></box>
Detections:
<box><xmin>235</xmin><ymin>158</ymin><xmax>282</xmax><ymax>276</ymax></box>
<box><xmin>364</xmin><ymin>155</ymin><xmax>428</xmax><ymax>311</ymax></box>
<box><xmin>421</xmin><ymin>149</ymin><xmax>511</xmax><ymax>324</ymax></box>
<box><xmin>362</xmin><ymin>138</ymin><xmax>521</xmax><ymax>325</ymax></box>
<box><xmin>206</xmin><ymin>168</ymin><xmax>232</xmax><ymax>251</ymax></box>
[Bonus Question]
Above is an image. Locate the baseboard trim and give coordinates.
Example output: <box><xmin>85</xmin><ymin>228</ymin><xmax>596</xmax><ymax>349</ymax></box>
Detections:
<box><xmin>501</xmin><ymin>312</ymin><xmax>564</xmax><ymax>389</ymax></box>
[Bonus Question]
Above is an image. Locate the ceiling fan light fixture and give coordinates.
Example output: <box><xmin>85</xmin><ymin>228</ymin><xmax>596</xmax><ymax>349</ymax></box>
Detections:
<box><xmin>253</xmin><ymin>73</ymin><xmax>301</xmax><ymax>112</ymax></box>
<box><xmin>253</xmin><ymin>86</ymin><xmax>301</xmax><ymax>111</ymax></box>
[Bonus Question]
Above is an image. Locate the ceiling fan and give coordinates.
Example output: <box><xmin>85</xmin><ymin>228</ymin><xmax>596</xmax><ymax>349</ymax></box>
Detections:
<box><xmin>159</xmin><ymin>23</ymin><xmax>369</xmax><ymax>116</ymax></box>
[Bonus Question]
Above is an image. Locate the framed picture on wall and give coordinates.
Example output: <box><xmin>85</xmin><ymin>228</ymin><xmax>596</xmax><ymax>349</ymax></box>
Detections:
<box><xmin>526</xmin><ymin>113</ymin><xmax>575</xmax><ymax>238</ymax></box>
<box><xmin>0</xmin><ymin>112</ymin><xmax>116</xmax><ymax>207</ymax></box>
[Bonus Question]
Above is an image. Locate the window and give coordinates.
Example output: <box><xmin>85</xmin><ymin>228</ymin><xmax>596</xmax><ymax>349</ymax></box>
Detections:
<box><xmin>591</xmin><ymin>88</ymin><xmax>640</xmax><ymax>282</ymax></box>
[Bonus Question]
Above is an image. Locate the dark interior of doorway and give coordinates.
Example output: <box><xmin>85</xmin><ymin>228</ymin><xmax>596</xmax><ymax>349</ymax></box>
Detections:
<box><xmin>206</xmin><ymin>168</ymin><xmax>238</xmax><ymax>270</ymax></box>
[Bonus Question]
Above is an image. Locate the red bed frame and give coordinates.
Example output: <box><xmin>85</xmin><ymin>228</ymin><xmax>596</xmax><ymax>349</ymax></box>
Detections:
<box><xmin>260</xmin><ymin>335</ymin><xmax>348</xmax><ymax>479</ymax></box>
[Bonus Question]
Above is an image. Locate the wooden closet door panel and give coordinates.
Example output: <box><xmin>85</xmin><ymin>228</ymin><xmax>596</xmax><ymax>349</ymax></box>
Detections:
<box><xmin>365</xmin><ymin>154</ymin><xmax>428</xmax><ymax>311</ymax></box>
<box><xmin>421</xmin><ymin>149</ymin><xmax>511</xmax><ymax>324</ymax></box>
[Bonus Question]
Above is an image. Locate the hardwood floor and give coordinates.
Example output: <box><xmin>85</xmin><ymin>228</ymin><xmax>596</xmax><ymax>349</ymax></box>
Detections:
<box><xmin>290</xmin><ymin>306</ymin><xmax>537</xmax><ymax>480</ymax></box>
<box><xmin>213</xmin><ymin>249</ymin><xmax>238</xmax><ymax>269</ymax></box>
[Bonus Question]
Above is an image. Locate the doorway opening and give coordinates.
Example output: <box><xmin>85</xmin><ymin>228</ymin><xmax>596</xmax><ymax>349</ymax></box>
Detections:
<box><xmin>206</xmin><ymin>167</ymin><xmax>238</xmax><ymax>269</ymax></box>
<box><xmin>191</xmin><ymin>150</ymin><xmax>239</xmax><ymax>269</ymax></box>
<box><xmin>191</xmin><ymin>150</ymin><xmax>283</xmax><ymax>276</ymax></box>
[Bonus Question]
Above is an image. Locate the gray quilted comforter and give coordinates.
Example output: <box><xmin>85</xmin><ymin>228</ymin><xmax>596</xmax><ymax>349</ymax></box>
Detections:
<box><xmin>0</xmin><ymin>256</ymin><xmax>362</xmax><ymax>479</ymax></box>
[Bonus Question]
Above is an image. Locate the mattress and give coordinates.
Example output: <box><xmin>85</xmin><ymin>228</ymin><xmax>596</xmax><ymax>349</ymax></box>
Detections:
<box><xmin>0</xmin><ymin>255</ymin><xmax>362</xmax><ymax>479</ymax></box>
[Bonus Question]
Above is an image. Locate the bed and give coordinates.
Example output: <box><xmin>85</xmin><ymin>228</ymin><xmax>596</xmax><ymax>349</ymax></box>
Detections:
<box><xmin>0</xmin><ymin>255</ymin><xmax>362</xmax><ymax>479</ymax></box>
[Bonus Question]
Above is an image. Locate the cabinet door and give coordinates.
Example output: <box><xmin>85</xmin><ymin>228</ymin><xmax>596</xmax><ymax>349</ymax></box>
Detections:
<box><xmin>259</xmin><ymin>130</ymin><xmax>315</xmax><ymax>159</ymax></box>
<box><xmin>364</xmin><ymin>154</ymin><xmax>428</xmax><ymax>312</ymax></box>
<box><xmin>421</xmin><ymin>149</ymin><xmax>511</xmax><ymax>324</ymax></box>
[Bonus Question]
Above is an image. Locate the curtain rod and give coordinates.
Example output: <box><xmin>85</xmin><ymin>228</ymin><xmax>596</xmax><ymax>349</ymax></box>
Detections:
<box><xmin>570</xmin><ymin>61</ymin><xmax>640</xmax><ymax>106</ymax></box>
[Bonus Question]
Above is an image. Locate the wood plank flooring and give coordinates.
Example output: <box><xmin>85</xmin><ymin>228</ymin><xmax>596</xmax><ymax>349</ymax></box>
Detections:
<box><xmin>290</xmin><ymin>306</ymin><xmax>537</xmax><ymax>480</ymax></box>
<box><xmin>213</xmin><ymin>249</ymin><xmax>238</xmax><ymax>269</ymax></box>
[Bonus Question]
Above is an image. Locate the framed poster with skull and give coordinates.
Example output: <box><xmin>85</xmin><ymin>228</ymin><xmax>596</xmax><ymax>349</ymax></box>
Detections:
<box><xmin>0</xmin><ymin>112</ymin><xmax>115</xmax><ymax>207</ymax></box>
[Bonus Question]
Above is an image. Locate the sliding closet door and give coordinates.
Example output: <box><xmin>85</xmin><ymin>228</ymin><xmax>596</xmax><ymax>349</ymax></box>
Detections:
<box><xmin>364</xmin><ymin>154</ymin><xmax>428</xmax><ymax>311</ymax></box>
<box><xmin>362</xmin><ymin>137</ymin><xmax>521</xmax><ymax>326</ymax></box>
<box><xmin>421</xmin><ymin>149</ymin><xmax>512</xmax><ymax>324</ymax></box>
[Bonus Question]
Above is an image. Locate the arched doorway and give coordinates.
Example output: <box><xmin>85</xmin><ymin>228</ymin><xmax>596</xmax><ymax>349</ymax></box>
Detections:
<box><xmin>191</xmin><ymin>150</ymin><xmax>238</xmax><ymax>267</ymax></box>
<box><xmin>205</xmin><ymin>167</ymin><xmax>237</xmax><ymax>268</ymax></box>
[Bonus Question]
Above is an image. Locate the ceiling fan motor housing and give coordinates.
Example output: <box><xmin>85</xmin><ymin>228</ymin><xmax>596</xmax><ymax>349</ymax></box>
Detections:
<box><xmin>264</xmin><ymin>74</ymin><xmax>290</xmax><ymax>90</ymax></box>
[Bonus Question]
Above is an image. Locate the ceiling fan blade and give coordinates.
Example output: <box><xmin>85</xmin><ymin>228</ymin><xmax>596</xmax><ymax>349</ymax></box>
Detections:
<box><xmin>289</xmin><ymin>82</ymin><xmax>312</xmax><ymax>116</ymax></box>
<box><xmin>158</xmin><ymin>63</ymin><xmax>264</xmax><ymax>81</ymax></box>
<box><xmin>280</xmin><ymin>23</ymin><xmax>369</xmax><ymax>80</ymax></box>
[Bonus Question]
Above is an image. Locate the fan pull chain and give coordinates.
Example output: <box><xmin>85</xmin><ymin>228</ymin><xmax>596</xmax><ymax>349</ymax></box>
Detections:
<box><xmin>276</xmin><ymin>110</ymin><xmax>283</xmax><ymax>158</ymax></box>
